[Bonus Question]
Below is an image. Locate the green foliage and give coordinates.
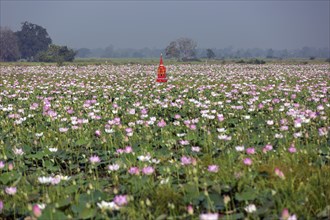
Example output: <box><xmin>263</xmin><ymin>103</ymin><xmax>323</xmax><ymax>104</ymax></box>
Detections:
<box><xmin>165</xmin><ymin>37</ymin><xmax>197</xmax><ymax>60</ymax></box>
<box><xmin>0</xmin><ymin>64</ymin><xmax>329</xmax><ymax>219</ymax></box>
<box><xmin>36</xmin><ymin>44</ymin><xmax>76</xmax><ymax>64</ymax></box>
<box><xmin>15</xmin><ymin>21</ymin><xmax>52</xmax><ymax>60</ymax></box>
<box><xmin>0</xmin><ymin>27</ymin><xmax>21</xmax><ymax>61</ymax></box>
<box><xmin>206</xmin><ymin>49</ymin><xmax>216</xmax><ymax>59</ymax></box>
<box><xmin>165</xmin><ymin>41</ymin><xmax>180</xmax><ymax>59</ymax></box>
<box><xmin>236</xmin><ymin>59</ymin><xmax>266</xmax><ymax>64</ymax></box>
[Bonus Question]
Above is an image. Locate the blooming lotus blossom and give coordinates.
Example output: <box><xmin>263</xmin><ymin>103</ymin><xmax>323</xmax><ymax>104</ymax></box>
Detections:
<box><xmin>125</xmin><ymin>127</ymin><xmax>133</xmax><ymax>136</ymax></box>
<box><xmin>263</xmin><ymin>144</ymin><xmax>273</xmax><ymax>153</ymax></box>
<box><xmin>38</xmin><ymin>176</ymin><xmax>64</xmax><ymax>185</ymax></box>
<box><xmin>246</xmin><ymin>147</ymin><xmax>255</xmax><ymax>155</ymax></box>
<box><xmin>191</xmin><ymin>146</ymin><xmax>201</xmax><ymax>152</ymax></box>
<box><xmin>5</xmin><ymin>186</ymin><xmax>17</xmax><ymax>195</ymax></box>
<box><xmin>124</xmin><ymin>146</ymin><xmax>133</xmax><ymax>153</ymax></box>
<box><xmin>0</xmin><ymin>161</ymin><xmax>5</xmax><ymax>169</ymax></box>
<box><xmin>275</xmin><ymin>168</ymin><xmax>285</xmax><ymax>179</ymax></box>
<box><xmin>89</xmin><ymin>155</ymin><xmax>101</xmax><ymax>164</ymax></box>
<box><xmin>244</xmin><ymin>204</ymin><xmax>257</xmax><ymax>213</ymax></box>
<box><xmin>288</xmin><ymin>145</ymin><xmax>297</xmax><ymax>153</ymax></box>
<box><xmin>128</xmin><ymin>167</ymin><xmax>140</xmax><ymax>175</ymax></box>
<box><xmin>95</xmin><ymin>130</ymin><xmax>101</xmax><ymax>137</ymax></box>
<box><xmin>267</xmin><ymin>120</ymin><xmax>274</xmax><ymax>125</ymax></box>
<box><xmin>138</xmin><ymin>154</ymin><xmax>151</xmax><ymax>162</ymax></box>
<box><xmin>281</xmin><ymin>208</ymin><xmax>297</xmax><ymax>220</ymax></box>
<box><xmin>38</xmin><ymin>176</ymin><xmax>54</xmax><ymax>184</ymax></box>
<box><xmin>243</xmin><ymin>158</ymin><xmax>252</xmax><ymax>166</ymax></box>
<box><xmin>59</xmin><ymin>127</ymin><xmax>69</xmax><ymax>133</ymax></box>
<box><xmin>157</xmin><ymin>119</ymin><xmax>167</xmax><ymax>127</ymax></box>
<box><xmin>108</xmin><ymin>164</ymin><xmax>120</xmax><ymax>171</ymax></box>
<box><xmin>128</xmin><ymin>108</ymin><xmax>136</xmax><ymax>114</ymax></box>
<box><xmin>13</xmin><ymin>148</ymin><xmax>24</xmax><ymax>156</ymax></box>
<box><xmin>8</xmin><ymin>163</ymin><xmax>14</xmax><ymax>171</ymax></box>
<box><xmin>51</xmin><ymin>176</ymin><xmax>61</xmax><ymax>185</ymax></box>
<box><xmin>235</xmin><ymin>146</ymin><xmax>245</xmax><ymax>152</ymax></box>
<box><xmin>318</xmin><ymin>127</ymin><xmax>328</xmax><ymax>136</ymax></box>
<box><xmin>199</xmin><ymin>213</ymin><xmax>219</xmax><ymax>220</ymax></box>
<box><xmin>114</xmin><ymin>195</ymin><xmax>128</xmax><ymax>206</ymax></box>
<box><xmin>187</xmin><ymin>205</ymin><xmax>194</xmax><ymax>215</ymax></box>
<box><xmin>33</xmin><ymin>204</ymin><xmax>42</xmax><ymax>217</ymax></box>
<box><xmin>35</xmin><ymin>132</ymin><xmax>43</xmax><ymax>137</ymax></box>
<box><xmin>180</xmin><ymin>140</ymin><xmax>190</xmax><ymax>145</ymax></box>
<box><xmin>97</xmin><ymin>201</ymin><xmax>120</xmax><ymax>210</ymax></box>
<box><xmin>142</xmin><ymin>166</ymin><xmax>154</xmax><ymax>175</ymax></box>
<box><xmin>181</xmin><ymin>156</ymin><xmax>192</xmax><ymax>165</ymax></box>
<box><xmin>48</xmin><ymin>147</ymin><xmax>58</xmax><ymax>152</ymax></box>
<box><xmin>218</xmin><ymin>134</ymin><xmax>232</xmax><ymax>141</ymax></box>
<box><xmin>208</xmin><ymin>165</ymin><xmax>219</xmax><ymax>173</ymax></box>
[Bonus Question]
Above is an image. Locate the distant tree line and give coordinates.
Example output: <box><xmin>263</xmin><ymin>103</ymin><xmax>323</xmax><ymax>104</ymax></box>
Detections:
<box><xmin>0</xmin><ymin>21</ymin><xmax>75</xmax><ymax>63</ymax></box>
<box><xmin>77</xmin><ymin>45</ymin><xmax>329</xmax><ymax>60</ymax></box>
<box><xmin>1</xmin><ymin>22</ymin><xmax>329</xmax><ymax>62</ymax></box>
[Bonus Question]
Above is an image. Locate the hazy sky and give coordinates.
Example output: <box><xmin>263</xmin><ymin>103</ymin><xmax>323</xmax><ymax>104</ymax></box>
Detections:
<box><xmin>1</xmin><ymin>0</ymin><xmax>329</xmax><ymax>50</ymax></box>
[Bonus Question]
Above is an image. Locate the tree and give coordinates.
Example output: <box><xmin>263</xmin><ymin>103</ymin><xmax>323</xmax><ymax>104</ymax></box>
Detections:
<box><xmin>15</xmin><ymin>21</ymin><xmax>52</xmax><ymax>60</ymax></box>
<box><xmin>101</xmin><ymin>45</ymin><xmax>115</xmax><ymax>58</ymax></box>
<box><xmin>206</xmin><ymin>49</ymin><xmax>216</xmax><ymax>59</ymax></box>
<box><xmin>266</xmin><ymin>48</ymin><xmax>274</xmax><ymax>58</ymax></box>
<box><xmin>165</xmin><ymin>38</ymin><xmax>197</xmax><ymax>60</ymax></box>
<box><xmin>165</xmin><ymin>41</ymin><xmax>180</xmax><ymax>59</ymax></box>
<box><xmin>177</xmin><ymin>37</ymin><xmax>197</xmax><ymax>59</ymax></box>
<box><xmin>36</xmin><ymin>44</ymin><xmax>76</xmax><ymax>64</ymax></box>
<box><xmin>76</xmin><ymin>48</ymin><xmax>91</xmax><ymax>58</ymax></box>
<box><xmin>0</xmin><ymin>27</ymin><xmax>21</xmax><ymax>61</ymax></box>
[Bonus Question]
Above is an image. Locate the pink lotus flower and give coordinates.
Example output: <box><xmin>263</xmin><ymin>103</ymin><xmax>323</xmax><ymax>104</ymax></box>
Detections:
<box><xmin>190</xmin><ymin>124</ymin><xmax>197</xmax><ymax>130</ymax></box>
<box><xmin>108</xmin><ymin>163</ymin><xmax>120</xmax><ymax>171</ymax></box>
<box><xmin>8</xmin><ymin>163</ymin><xmax>14</xmax><ymax>171</ymax></box>
<box><xmin>67</xmin><ymin>109</ymin><xmax>74</xmax><ymax>114</ymax></box>
<box><xmin>89</xmin><ymin>155</ymin><xmax>101</xmax><ymax>164</ymax></box>
<box><xmin>59</xmin><ymin>127</ymin><xmax>69</xmax><ymax>133</ymax></box>
<box><xmin>5</xmin><ymin>186</ymin><xmax>17</xmax><ymax>195</ymax></box>
<box><xmin>243</xmin><ymin>158</ymin><xmax>252</xmax><ymax>166</ymax></box>
<box><xmin>217</xmin><ymin>114</ymin><xmax>224</xmax><ymax>122</ymax></box>
<box><xmin>33</xmin><ymin>204</ymin><xmax>42</xmax><ymax>217</ymax></box>
<box><xmin>208</xmin><ymin>165</ymin><xmax>219</xmax><ymax>173</ymax></box>
<box><xmin>0</xmin><ymin>161</ymin><xmax>5</xmax><ymax>169</ymax></box>
<box><xmin>199</xmin><ymin>213</ymin><xmax>219</xmax><ymax>220</ymax></box>
<box><xmin>157</xmin><ymin>119</ymin><xmax>167</xmax><ymax>127</ymax></box>
<box><xmin>246</xmin><ymin>147</ymin><xmax>255</xmax><ymax>155</ymax></box>
<box><xmin>275</xmin><ymin>168</ymin><xmax>285</xmax><ymax>179</ymax></box>
<box><xmin>141</xmin><ymin>108</ymin><xmax>148</xmax><ymax>115</ymax></box>
<box><xmin>0</xmin><ymin>200</ymin><xmax>3</xmax><ymax>213</ymax></box>
<box><xmin>288</xmin><ymin>145</ymin><xmax>296</xmax><ymax>153</ymax></box>
<box><xmin>95</xmin><ymin>130</ymin><xmax>101</xmax><ymax>137</ymax></box>
<box><xmin>142</xmin><ymin>166</ymin><xmax>154</xmax><ymax>175</ymax></box>
<box><xmin>174</xmin><ymin>114</ymin><xmax>181</xmax><ymax>119</ymax></box>
<box><xmin>180</xmin><ymin>140</ymin><xmax>190</xmax><ymax>145</ymax></box>
<box><xmin>114</xmin><ymin>195</ymin><xmax>128</xmax><ymax>206</ymax></box>
<box><xmin>318</xmin><ymin>127</ymin><xmax>328</xmax><ymax>136</ymax></box>
<box><xmin>263</xmin><ymin>144</ymin><xmax>273</xmax><ymax>153</ymax></box>
<box><xmin>124</xmin><ymin>146</ymin><xmax>133</xmax><ymax>153</ymax></box>
<box><xmin>187</xmin><ymin>205</ymin><xmax>194</xmax><ymax>215</ymax></box>
<box><xmin>128</xmin><ymin>167</ymin><xmax>140</xmax><ymax>175</ymax></box>
<box><xmin>181</xmin><ymin>156</ymin><xmax>192</xmax><ymax>165</ymax></box>
<box><xmin>281</xmin><ymin>208</ymin><xmax>297</xmax><ymax>220</ymax></box>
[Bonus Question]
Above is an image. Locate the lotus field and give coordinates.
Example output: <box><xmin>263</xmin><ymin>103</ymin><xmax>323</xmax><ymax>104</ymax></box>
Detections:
<box><xmin>0</xmin><ymin>63</ymin><xmax>330</xmax><ymax>219</ymax></box>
